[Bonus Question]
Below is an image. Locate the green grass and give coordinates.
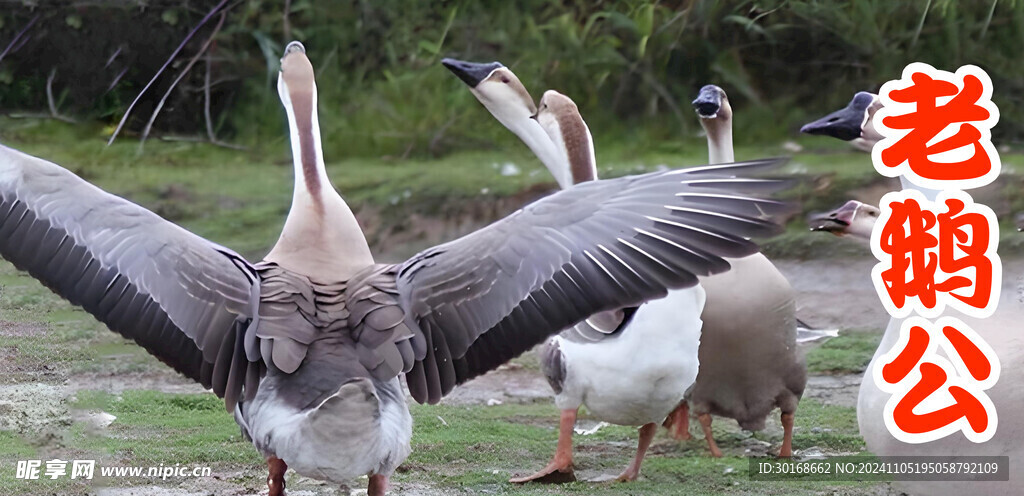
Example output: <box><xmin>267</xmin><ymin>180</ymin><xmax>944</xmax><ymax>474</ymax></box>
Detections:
<box><xmin>0</xmin><ymin>390</ymin><xmax>875</xmax><ymax>496</ymax></box>
<box><xmin>399</xmin><ymin>400</ymin><xmax>871</xmax><ymax>495</ymax></box>
<box><xmin>69</xmin><ymin>390</ymin><xmax>258</xmax><ymax>466</ymax></box>
<box><xmin>805</xmin><ymin>331</ymin><xmax>883</xmax><ymax>376</ymax></box>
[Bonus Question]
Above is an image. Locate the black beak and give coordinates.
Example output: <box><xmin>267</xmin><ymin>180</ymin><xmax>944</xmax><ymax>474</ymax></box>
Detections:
<box><xmin>692</xmin><ymin>85</ymin><xmax>723</xmax><ymax>118</ymax></box>
<box><xmin>800</xmin><ymin>91</ymin><xmax>874</xmax><ymax>141</ymax></box>
<box><xmin>808</xmin><ymin>200</ymin><xmax>860</xmax><ymax>235</ymax></box>
<box><xmin>441</xmin><ymin>58</ymin><xmax>504</xmax><ymax>88</ymax></box>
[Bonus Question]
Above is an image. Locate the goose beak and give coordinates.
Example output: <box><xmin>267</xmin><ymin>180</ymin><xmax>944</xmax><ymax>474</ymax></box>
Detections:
<box><xmin>282</xmin><ymin>41</ymin><xmax>306</xmax><ymax>62</ymax></box>
<box><xmin>800</xmin><ymin>91</ymin><xmax>875</xmax><ymax>141</ymax></box>
<box><xmin>808</xmin><ymin>200</ymin><xmax>861</xmax><ymax>236</ymax></box>
<box><xmin>692</xmin><ymin>85</ymin><xmax>723</xmax><ymax>118</ymax></box>
<box><xmin>441</xmin><ymin>58</ymin><xmax>504</xmax><ymax>88</ymax></box>
<box><xmin>277</xmin><ymin>40</ymin><xmax>315</xmax><ymax>107</ymax></box>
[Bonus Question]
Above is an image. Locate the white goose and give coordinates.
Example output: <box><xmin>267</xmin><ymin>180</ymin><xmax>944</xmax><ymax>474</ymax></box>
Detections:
<box><xmin>804</xmin><ymin>100</ymin><xmax>1024</xmax><ymax>495</ymax></box>
<box><xmin>0</xmin><ymin>43</ymin><xmax>790</xmax><ymax>496</ymax></box>
<box><xmin>442</xmin><ymin>60</ymin><xmax>805</xmax><ymax>460</ymax></box>
<box><xmin>524</xmin><ymin>89</ymin><xmax>705</xmax><ymax>483</ymax></box>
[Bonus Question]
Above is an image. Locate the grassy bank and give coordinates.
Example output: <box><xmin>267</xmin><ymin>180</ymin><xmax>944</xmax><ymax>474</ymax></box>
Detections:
<box><xmin>6</xmin><ymin>117</ymin><xmax>1024</xmax><ymax>264</ymax></box>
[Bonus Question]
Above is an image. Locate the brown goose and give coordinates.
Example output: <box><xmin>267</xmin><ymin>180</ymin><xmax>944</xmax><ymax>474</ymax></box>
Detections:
<box><xmin>442</xmin><ymin>60</ymin><xmax>805</xmax><ymax>459</ymax></box>
<box><xmin>684</xmin><ymin>84</ymin><xmax>805</xmax><ymax>458</ymax></box>
<box><xmin>0</xmin><ymin>43</ymin><xmax>788</xmax><ymax>495</ymax></box>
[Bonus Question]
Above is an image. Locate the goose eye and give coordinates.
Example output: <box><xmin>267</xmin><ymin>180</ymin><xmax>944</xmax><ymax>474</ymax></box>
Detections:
<box><xmin>500</xmin><ymin>76</ymin><xmax>511</xmax><ymax>84</ymax></box>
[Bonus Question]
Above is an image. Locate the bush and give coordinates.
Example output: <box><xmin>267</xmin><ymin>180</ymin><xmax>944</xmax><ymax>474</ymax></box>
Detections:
<box><xmin>1</xmin><ymin>0</ymin><xmax>1021</xmax><ymax>156</ymax></box>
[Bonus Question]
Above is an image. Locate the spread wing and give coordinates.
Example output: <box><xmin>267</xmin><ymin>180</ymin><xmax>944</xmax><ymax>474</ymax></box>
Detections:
<box><xmin>0</xmin><ymin>145</ymin><xmax>263</xmax><ymax>409</ymax></box>
<box><xmin>387</xmin><ymin>159</ymin><xmax>790</xmax><ymax>403</ymax></box>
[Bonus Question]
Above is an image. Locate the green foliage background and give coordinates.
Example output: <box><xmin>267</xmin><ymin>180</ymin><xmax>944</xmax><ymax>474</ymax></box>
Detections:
<box><xmin>1</xmin><ymin>0</ymin><xmax>1022</xmax><ymax>158</ymax></box>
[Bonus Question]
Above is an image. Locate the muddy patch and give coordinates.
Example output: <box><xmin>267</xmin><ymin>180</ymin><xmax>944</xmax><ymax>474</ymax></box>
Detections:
<box><xmin>439</xmin><ymin>361</ymin><xmax>552</xmax><ymax>406</ymax></box>
<box><xmin>775</xmin><ymin>258</ymin><xmax>889</xmax><ymax>333</ymax></box>
<box><xmin>804</xmin><ymin>374</ymin><xmax>862</xmax><ymax>408</ymax></box>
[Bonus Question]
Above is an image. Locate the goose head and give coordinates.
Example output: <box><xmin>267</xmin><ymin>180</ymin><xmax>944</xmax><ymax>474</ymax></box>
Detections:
<box><xmin>533</xmin><ymin>90</ymin><xmax>597</xmax><ymax>184</ymax></box>
<box><xmin>442</xmin><ymin>58</ymin><xmax>573</xmax><ymax>189</ymax></box>
<box><xmin>808</xmin><ymin>200</ymin><xmax>879</xmax><ymax>243</ymax></box>
<box><xmin>692</xmin><ymin>84</ymin><xmax>732</xmax><ymax>121</ymax></box>
<box><xmin>800</xmin><ymin>91</ymin><xmax>883</xmax><ymax>152</ymax></box>
<box><xmin>1016</xmin><ymin>212</ymin><xmax>1024</xmax><ymax>232</ymax></box>
<box><xmin>692</xmin><ymin>85</ymin><xmax>734</xmax><ymax>163</ymax></box>
<box><xmin>442</xmin><ymin>58</ymin><xmax>537</xmax><ymax>130</ymax></box>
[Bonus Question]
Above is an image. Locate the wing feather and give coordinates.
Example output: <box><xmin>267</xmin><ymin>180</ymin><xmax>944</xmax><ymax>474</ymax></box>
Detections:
<box><xmin>393</xmin><ymin>159</ymin><xmax>790</xmax><ymax>403</ymax></box>
<box><xmin>0</xmin><ymin>145</ymin><xmax>264</xmax><ymax>409</ymax></box>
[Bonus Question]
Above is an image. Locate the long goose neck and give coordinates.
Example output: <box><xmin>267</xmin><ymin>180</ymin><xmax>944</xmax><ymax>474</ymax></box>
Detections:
<box><xmin>703</xmin><ymin>114</ymin><xmax>734</xmax><ymax>165</ymax></box>
<box><xmin>507</xmin><ymin>115</ymin><xmax>577</xmax><ymax>189</ymax></box>
<box><xmin>545</xmin><ymin>104</ymin><xmax>598</xmax><ymax>185</ymax></box>
<box><xmin>266</xmin><ymin>65</ymin><xmax>373</xmax><ymax>280</ymax></box>
<box><xmin>287</xmin><ymin>86</ymin><xmax>329</xmax><ymax>205</ymax></box>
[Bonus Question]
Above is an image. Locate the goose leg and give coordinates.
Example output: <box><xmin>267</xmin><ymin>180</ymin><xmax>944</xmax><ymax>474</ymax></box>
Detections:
<box><xmin>663</xmin><ymin>401</ymin><xmax>692</xmax><ymax>440</ymax></box>
<box><xmin>267</xmin><ymin>456</ymin><xmax>287</xmax><ymax>496</ymax></box>
<box><xmin>698</xmin><ymin>413</ymin><xmax>723</xmax><ymax>458</ymax></box>
<box><xmin>367</xmin><ymin>473</ymin><xmax>388</xmax><ymax>496</ymax></box>
<box><xmin>616</xmin><ymin>422</ymin><xmax>657</xmax><ymax>482</ymax></box>
<box><xmin>779</xmin><ymin>412</ymin><xmax>795</xmax><ymax>457</ymax></box>
<box><xmin>509</xmin><ymin>408</ymin><xmax>577</xmax><ymax>483</ymax></box>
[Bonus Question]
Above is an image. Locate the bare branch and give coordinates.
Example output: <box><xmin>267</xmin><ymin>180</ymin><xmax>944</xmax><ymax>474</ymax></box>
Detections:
<box><xmin>104</xmin><ymin>45</ymin><xmax>123</xmax><ymax>69</ymax></box>
<box><xmin>204</xmin><ymin>52</ymin><xmax>216</xmax><ymax>142</ymax></box>
<box><xmin>0</xmin><ymin>14</ymin><xmax>40</xmax><ymax>65</ymax></box>
<box><xmin>46</xmin><ymin>68</ymin><xmax>76</xmax><ymax>123</ymax></box>
<box><xmin>10</xmin><ymin>33</ymin><xmax>32</xmax><ymax>55</ymax></box>
<box><xmin>202</xmin><ymin>49</ymin><xmax>245</xmax><ymax>150</ymax></box>
<box><xmin>283</xmin><ymin>0</ymin><xmax>293</xmax><ymax>42</ymax></box>
<box><xmin>104</xmin><ymin>67</ymin><xmax>129</xmax><ymax>94</ymax></box>
<box><xmin>138</xmin><ymin>11</ymin><xmax>227</xmax><ymax>150</ymax></box>
<box><xmin>108</xmin><ymin>0</ymin><xmax>230</xmax><ymax>146</ymax></box>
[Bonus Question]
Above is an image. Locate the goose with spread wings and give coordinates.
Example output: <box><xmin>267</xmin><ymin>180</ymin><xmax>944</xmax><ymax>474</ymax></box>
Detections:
<box><xmin>0</xmin><ymin>42</ymin><xmax>788</xmax><ymax>496</ymax></box>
